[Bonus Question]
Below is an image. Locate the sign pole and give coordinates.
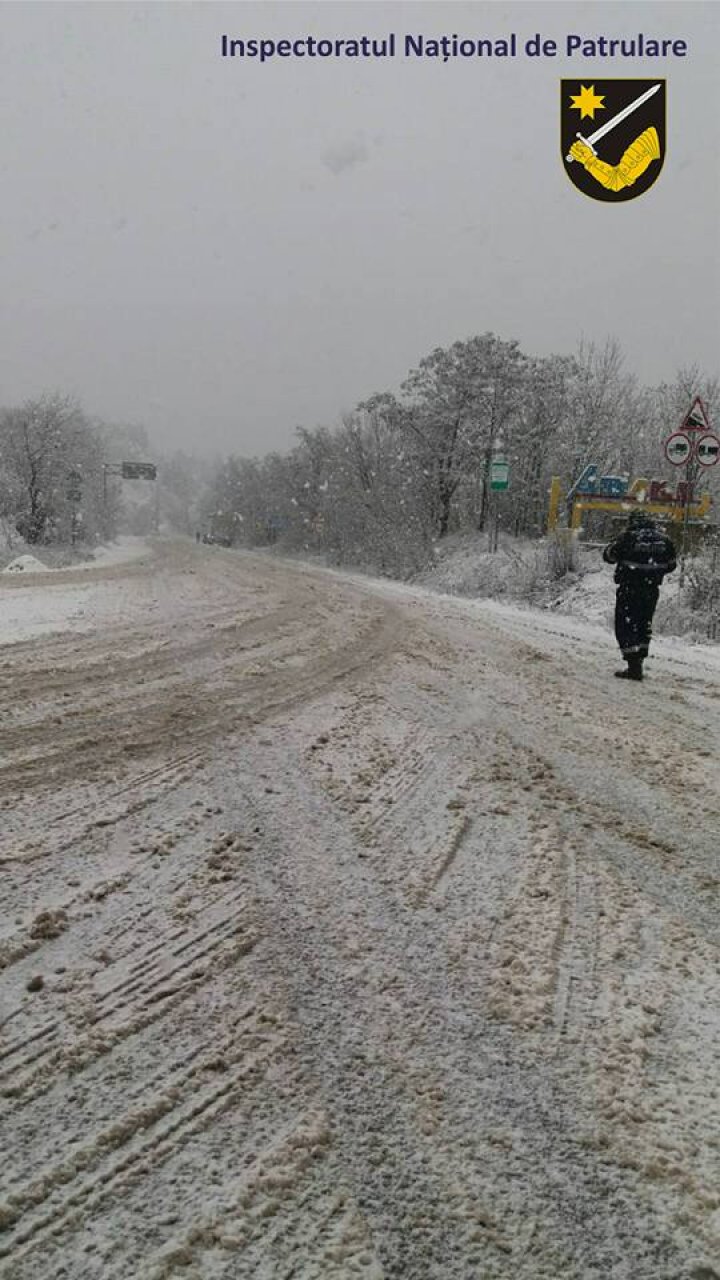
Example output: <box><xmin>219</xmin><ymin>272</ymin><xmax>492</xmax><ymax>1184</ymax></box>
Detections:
<box><xmin>679</xmin><ymin>456</ymin><xmax>690</xmax><ymax>588</ymax></box>
<box><xmin>679</xmin><ymin>454</ymin><xmax>698</xmax><ymax>588</ymax></box>
<box><xmin>489</xmin><ymin>488</ymin><xmax>497</xmax><ymax>550</ymax></box>
<box><xmin>488</xmin><ymin>452</ymin><xmax>509</xmax><ymax>553</ymax></box>
<box><xmin>666</xmin><ymin>399</ymin><xmax>716</xmax><ymax>588</ymax></box>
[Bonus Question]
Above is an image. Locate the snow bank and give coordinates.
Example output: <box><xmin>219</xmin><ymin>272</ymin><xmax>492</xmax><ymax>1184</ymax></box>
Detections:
<box><xmin>548</xmin><ymin>568</ymin><xmax>614</xmax><ymax>623</ymax></box>
<box><xmin>3</xmin><ymin>554</ymin><xmax>48</xmax><ymax>574</ymax></box>
<box><xmin>0</xmin><ymin>536</ymin><xmax>149</xmax><ymax>576</ymax></box>
<box><xmin>412</xmin><ymin>533</ymin><xmax>694</xmax><ymax>638</ymax></box>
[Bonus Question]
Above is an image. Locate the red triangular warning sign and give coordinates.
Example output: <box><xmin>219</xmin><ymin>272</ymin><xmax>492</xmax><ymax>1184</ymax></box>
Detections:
<box><xmin>680</xmin><ymin>397</ymin><xmax>711</xmax><ymax>432</ymax></box>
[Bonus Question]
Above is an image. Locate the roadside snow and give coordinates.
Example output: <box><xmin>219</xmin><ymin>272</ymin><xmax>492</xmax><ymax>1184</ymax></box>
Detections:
<box><xmin>0</xmin><ymin>536</ymin><xmax>148</xmax><ymax>577</ymax></box>
<box><xmin>549</xmin><ymin>568</ymin><xmax>614</xmax><ymax>623</ymax></box>
<box><xmin>0</xmin><ymin>583</ymin><xmax>96</xmax><ymax>645</ymax></box>
<box><xmin>3</xmin><ymin>554</ymin><xmax>48</xmax><ymax>574</ymax></box>
<box><xmin>0</xmin><ymin>538</ymin><xmax>150</xmax><ymax>646</ymax></box>
<box><xmin>552</xmin><ymin>565</ymin><xmax>682</xmax><ymax>626</ymax></box>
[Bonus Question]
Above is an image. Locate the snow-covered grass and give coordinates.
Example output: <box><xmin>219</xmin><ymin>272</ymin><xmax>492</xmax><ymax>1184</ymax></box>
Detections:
<box><xmin>414</xmin><ymin>531</ymin><xmax>589</xmax><ymax>606</ymax></box>
<box><xmin>412</xmin><ymin>529</ymin><xmax>718</xmax><ymax>644</ymax></box>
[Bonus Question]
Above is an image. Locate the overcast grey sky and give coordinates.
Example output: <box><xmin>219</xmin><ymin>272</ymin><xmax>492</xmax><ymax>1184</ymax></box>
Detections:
<box><xmin>0</xmin><ymin>1</ymin><xmax>717</xmax><ymax>456</ymax></box>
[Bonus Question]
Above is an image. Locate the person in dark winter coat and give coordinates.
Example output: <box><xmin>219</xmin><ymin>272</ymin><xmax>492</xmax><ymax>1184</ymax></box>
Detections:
<box><xmin>602</xmin><ymin>511</ymin><xmax>677</xmax><ymax>681</ymax></box>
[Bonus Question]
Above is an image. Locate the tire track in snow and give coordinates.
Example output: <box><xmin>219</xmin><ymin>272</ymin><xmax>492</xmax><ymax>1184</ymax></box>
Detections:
<box><xmin>0</xmin><ymin>892</ymin><xmax>257</xmax><ymax>1103</ymax></box>
<box><xmin>3</xmin><ymin>547</ymin><xmax>720</xmax><ymax>1278</ymax></box>
<box><xmin>0</xmin><ymin>1011</ymin><xmax>285</xmax><ymax>1267</ymax></box>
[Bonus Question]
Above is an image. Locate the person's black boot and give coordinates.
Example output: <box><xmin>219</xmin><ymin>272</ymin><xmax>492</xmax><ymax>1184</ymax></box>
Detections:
<box><xmin>615</xmin><ymin>655</ymin><xmax>643</xmax><ymax>681</ymax></box>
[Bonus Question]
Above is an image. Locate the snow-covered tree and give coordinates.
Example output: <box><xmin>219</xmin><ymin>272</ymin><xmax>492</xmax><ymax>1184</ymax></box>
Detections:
<box><xmin>0</xmin><ymin>394</ymin><xmax>104</xmax><ymax>543</ymax></box>
<box><xmin>393</xmin><ymin>334</ymin><xmax>528</xmax><ymax>536</ymax></box>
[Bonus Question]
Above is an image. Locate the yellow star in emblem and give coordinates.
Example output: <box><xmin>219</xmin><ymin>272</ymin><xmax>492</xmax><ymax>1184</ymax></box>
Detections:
<box><xmin>569</xmin><ymin>85</ymin><xmax>605</xmax><ymax>120</ymax></box>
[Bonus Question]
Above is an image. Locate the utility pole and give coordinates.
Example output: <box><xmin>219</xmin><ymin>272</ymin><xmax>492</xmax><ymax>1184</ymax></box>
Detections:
<box><xmin>102</xmin><ymin>462</ymin><xmax>122</xmax><ymax>540</ymax></box>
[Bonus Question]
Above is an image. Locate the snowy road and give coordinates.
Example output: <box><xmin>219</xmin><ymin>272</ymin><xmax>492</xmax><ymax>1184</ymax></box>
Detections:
<box><xmin>1</xmin><ymin>540</ymin><xmax>719</xmax><ymax>1279</ymax></box>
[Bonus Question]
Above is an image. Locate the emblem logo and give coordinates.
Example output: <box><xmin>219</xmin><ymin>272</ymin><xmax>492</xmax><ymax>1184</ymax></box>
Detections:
<box><xmin>561</xmin><ymin>79</ymin><xmax>666</xmax><ymax>201</ymax></box>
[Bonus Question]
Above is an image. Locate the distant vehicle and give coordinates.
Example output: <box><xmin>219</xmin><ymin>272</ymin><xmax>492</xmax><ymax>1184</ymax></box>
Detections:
<box><xmin>202</xmin><ymin>532</ymin><xmax>232</xmax><ymax>548</ymax></box>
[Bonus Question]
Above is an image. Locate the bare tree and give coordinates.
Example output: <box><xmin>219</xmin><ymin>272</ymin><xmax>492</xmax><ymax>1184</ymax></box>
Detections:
<box><xmin>510</xmin><ymin>354</ymin><xmax>575</xmax><ymax>536</ymax></box>
<box><xmin>383</xmin><ymin>334</ymin><xmax>529</xmax><ymax>536</ymax></box>
<box><xmin>0</xmin><ymin>393</ymin><xmax>99</xmax><ymax>543</ymax></box>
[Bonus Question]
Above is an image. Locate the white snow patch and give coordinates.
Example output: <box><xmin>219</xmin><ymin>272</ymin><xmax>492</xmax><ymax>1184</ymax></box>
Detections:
<box><xmin>0</xmin><ymin>539</ymin><xmax>150</xmax><ymax>646</ymax></box>
<box><xmin>551</xmin><ymin>565</ymin><xmax>682</xmax><ymax>626</ymax></box>
<box><xmin>3</xmin><ymin>554</ymin><xmax>48</xmax><ymax>574</ymax></box>
<box><xmin>0</xmin><ymin>584</ymin><xmax>95</xmax><ymax>645</ymax></box>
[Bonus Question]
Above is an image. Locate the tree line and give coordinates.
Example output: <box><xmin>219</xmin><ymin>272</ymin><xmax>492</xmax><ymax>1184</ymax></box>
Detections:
<box><xmin>3</xmin><ymin>334</ymin><xmax>716</xmax><ymax>570</ymax></box>
<box><xmin>204</xmin><ymin>333</ymin><xmax>720</xmax><ymax>576</ymax></box>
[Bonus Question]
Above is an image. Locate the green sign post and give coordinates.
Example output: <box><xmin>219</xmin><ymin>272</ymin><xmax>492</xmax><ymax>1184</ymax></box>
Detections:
<box><xmin>488</xmin><ymin>457</ymin><xmax>509</xmax><ymax>552</ymax></box>
<box><xmin>490</xmin><ymin>459</ymin><xmax>510</xmax><ymax>491</ymax></box>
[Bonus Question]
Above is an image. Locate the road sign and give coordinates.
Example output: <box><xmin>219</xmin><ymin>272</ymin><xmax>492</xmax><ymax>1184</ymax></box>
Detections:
<box><xmin>66</xmin><ymin>469</ymin><xmax>82</xmax><ymax>502</ymax></box>
<box><xmin>121</xmin><ymin>461</ymin><xmax>157</xmax><ymax>480</ymax></box>
<box><xmin>490</xmin><ymin>460</ymin><xmax>510</xmax><ymax>491</ymax></box>
<box><xmin>696</xmin><ymin>433</ymin><xmax>720</xmax><ymax>467</ymax></box>
<box><xmin>665</xmin><ymin>432</ymin><xmax>692</xmax><ymax>465</ymax></box>
<box><xmin>680</xmin><ymin>397</ymin><xmax>711</xmax><ymax>433</ymax></box>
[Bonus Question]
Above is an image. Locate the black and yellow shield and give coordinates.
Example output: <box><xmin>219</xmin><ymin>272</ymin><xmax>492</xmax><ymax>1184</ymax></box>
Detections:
<box><xmin>561</xmin><ymin>79</ymin><xmax>665</xmax><ymax>201</ymax></box>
